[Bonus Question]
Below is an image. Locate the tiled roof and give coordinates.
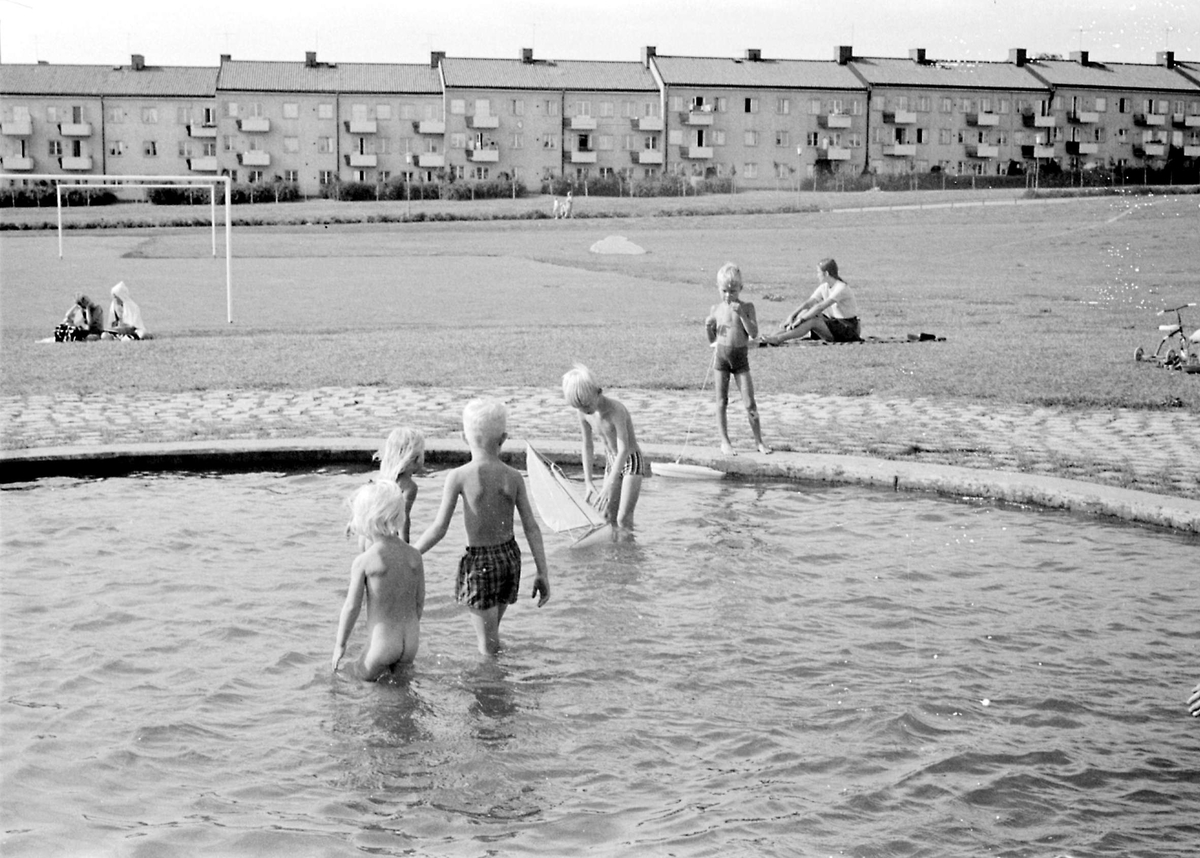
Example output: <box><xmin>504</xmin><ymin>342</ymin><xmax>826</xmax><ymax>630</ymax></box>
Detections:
<box><xmin>217</xmin><ymin>61</ymin><xmax>441</xmax><ymax>94</ymax></box>
<box><xmin>1026</xmin><ymin>59</ymin><xmax>1200</xmax><ymax>92</ymax></box>
<box><xmin>1175</xmin><ymin>61</ymin><xmax>1200</xmax><ymax>87</ymax></box>
<box><xmin>441</xmin><ymin>58</ymin><xmax>657</xmax><ymax>91</ymax></box>
<box><xmin>0</xmin><ymin>63</ymin><xmax>218</xmax><ymax>97</ymax></box>
<box><xmin>847</xmin><ymin>57</ymin><xmax>1044</xmax><ymax>90</ymax></box>
<box><xmin>651</xmin><ymin>55</ymin><xmax>862</xmax><ymax>90</ymax></box>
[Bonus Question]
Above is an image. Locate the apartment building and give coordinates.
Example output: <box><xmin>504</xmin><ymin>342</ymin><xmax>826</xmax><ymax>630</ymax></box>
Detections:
<box><xmin>0</xmin><ymin>55</ymin><xmax>218</xmax><ymax>177</ymax></box>
<box><xmin>650</xmin><ymin>49</ymin><xmax>867</xmax><ymax>184</ymax></box>
<box><xmin>215</xmin><ymin>52</ymin><xmax>443</xmax><ymax>195</ymax></box>
<box><xmin>440</xmin><ymin>50</ymin><xmax>662</xmax><ymax>185</ymax></box>
<box><xmin>1022</xmin><ymin>51</ymin><xmax>1200</xmax><ymax>171</ymax></box>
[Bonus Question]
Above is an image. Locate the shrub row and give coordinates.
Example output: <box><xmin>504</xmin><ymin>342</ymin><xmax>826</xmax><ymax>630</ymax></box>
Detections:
<box><xmin>2</xmin><ymin>186</ymin><xmax>118</xmax><ymax>208</ymax></box>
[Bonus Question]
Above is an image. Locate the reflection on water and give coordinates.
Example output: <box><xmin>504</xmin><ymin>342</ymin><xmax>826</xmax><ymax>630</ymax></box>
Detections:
<box><xmin>2</xmin><ymin>468</ymin><xmax>1198</xmax><ymax>857</ymax></box>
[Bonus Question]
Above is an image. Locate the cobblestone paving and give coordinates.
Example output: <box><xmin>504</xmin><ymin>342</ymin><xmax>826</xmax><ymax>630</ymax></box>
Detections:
<box><xmin>3</xmin><ymin>386</ymin><xmax>1198</xmax><ymax>500</ymax></box>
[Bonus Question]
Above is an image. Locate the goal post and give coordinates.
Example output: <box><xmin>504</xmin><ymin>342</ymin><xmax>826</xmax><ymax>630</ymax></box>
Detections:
<box><xmin>1</xmin><ymin>173</ymin><xmax>234</xmax><ymax>324</ymax></box>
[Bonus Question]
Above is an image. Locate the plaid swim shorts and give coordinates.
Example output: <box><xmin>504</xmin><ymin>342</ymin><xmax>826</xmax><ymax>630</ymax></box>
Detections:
<box><xmin>456</xmin><ymin>537</ymin><xmax>521</xmax><ymax>610</ymax></box>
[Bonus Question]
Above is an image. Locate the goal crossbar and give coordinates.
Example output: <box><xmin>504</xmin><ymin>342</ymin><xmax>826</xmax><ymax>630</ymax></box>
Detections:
<box><xmin>1</xmin><ymin>173</ymin><xmax>234</xmax><ymax>324</ymax></box>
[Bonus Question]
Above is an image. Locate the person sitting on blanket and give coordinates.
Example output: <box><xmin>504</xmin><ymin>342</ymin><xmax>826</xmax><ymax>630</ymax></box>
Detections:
<box><xmin>762</xmin><ymin>257</ymin><xmax>861</xmax><ymax>346</ymax></box>
<box><xmin>102</xmin><ymin>281</ymin><xmax>149</xmax><ymax>340</ymax></box>
<box><xmin>53</xmin><ymin>293</ymin><xmax>105</xmax><ymax>342</ymax></box>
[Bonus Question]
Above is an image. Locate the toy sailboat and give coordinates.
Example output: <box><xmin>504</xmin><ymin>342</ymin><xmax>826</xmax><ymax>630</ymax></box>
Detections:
<box><xmin>525</xmin><ymin>443</ymin><xmax>612</xmax><ymax>545</ymax></box>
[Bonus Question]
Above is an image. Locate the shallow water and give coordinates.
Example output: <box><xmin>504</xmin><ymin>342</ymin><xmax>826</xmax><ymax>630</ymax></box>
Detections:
<box><xmin>2</xmin><ymin>468</ymin><xmax>1198</xmax><ymax>857</ymax></box>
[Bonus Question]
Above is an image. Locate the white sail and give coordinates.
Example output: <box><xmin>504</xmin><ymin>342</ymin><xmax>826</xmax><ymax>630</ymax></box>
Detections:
<box><xmin>525</xmin><ymin>443</ymin><xmax>609</xmax><ymax>538</ymax></box>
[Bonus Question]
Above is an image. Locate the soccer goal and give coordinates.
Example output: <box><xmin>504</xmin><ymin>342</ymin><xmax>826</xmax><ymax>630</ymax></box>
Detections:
<box><xmin>1</xmin><ymin>173</ymin><xmax>234</xmax><ymax>324</ymax></box>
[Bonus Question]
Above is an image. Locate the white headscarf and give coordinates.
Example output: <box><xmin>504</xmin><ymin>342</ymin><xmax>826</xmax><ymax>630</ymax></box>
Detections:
<box><xmin>110</xmin><ymin>281</ymin><xmax>147</xmax><ymax>336</ymax></box>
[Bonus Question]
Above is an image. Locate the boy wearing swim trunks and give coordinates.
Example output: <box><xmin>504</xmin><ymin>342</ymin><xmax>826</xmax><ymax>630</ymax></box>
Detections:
<box><xmin>332</xmin><ymin>481</ymin><xmax>425</xmax><ymax>680</ymax></box>
<box><xmin>414</xmin><ymin>399</ymin><xmax>551</xmax><ymax>655</ymax></box>
<box><xmin>562</xmin><ymin>363</ymin><xmax>649</xmax><ymax>530</ymax></box>
<box><xmin>705</xmin><ymin>262</ymin><xmax>772</xmax><ymax>456</ymax></box>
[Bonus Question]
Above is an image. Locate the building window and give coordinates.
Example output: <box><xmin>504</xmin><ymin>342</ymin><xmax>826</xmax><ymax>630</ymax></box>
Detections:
<box><xmin>318</xmin><ymin>103</ymin><xmax>334</xmax><ymax>119</ymax></box>
<box><xmin>284</xmin><ymin>137</ymin><xmax>299</xmax><ymax>153</ymax></box>
<box><xmin>471</xmin><ymin>166</ymin><xmax>490</xmax><ymax>180</ymax></box>
<box><xmin>282</xmin><ymin>103</ymin><xmax>299</xmax><ymax>119</ymax></box>
<box><xmin>715</xmin><ymin>97</ymin><xmax>727</xmax><ymax>112</ymax></box>
<box><xmin>775</xmin><ymin>130</ymin><xmax>789</xmax><ymax>147</ymax></box>
<box><xmin>777</xmin><ymin>98</ymin><xmax>790</xmax><ymax>114</ymax></box>
<box><xmin>744</xmin><ymin>97</ymin><xmax>758</xmax><ymax>113</ymax></box>
<box><xmin>712</xmin><ymin>129</ymin><xmax>726</xmax><ymax>146</ymax></box>
<box><xmin>940</xmin><ymin>97</ymin><xmax>952</xmax><ymax>113</ymax></box>
<box><xmin>450</xmin><ymin>99</ymin><xmax>465</xmax><ymax>115</ymax></box>
<box><xmin>806</xmin><ymin>131</ymin><xmax>820</xmax><ymax>146</ymax></box>
<box><xmin>177</xmin><ymin>107</ymin><xmax>192</xmax><ymax>124</ymax></box>
<box><xmin>511</xmin><ymin>99</ymin><xmax>524</xmax><ymax>115</ymax></box>
<box><xmin>450</xmin><ymin>133</ymin><xmax>466</xmax><ymax>149</ymax></box>
<box><xmin>576</xmin><ymin>100</ymin><xmax>592</xmax><ymax>116</ymax></box>
<box><xmin>1094</xmin><ymin>97</ymin><xmax>1107</xmax><ymax>113</ymax></box>
<box><xmin>545</xmin><ymin>100</ymin><xmax>559</xmax><ymax>116</ymax></box>
<box><xmin>318</xmin><ymin>137</ymin><xmax>334</xmax><ymax>153</ymax></box>
<box><xmin>109</xmin><ymin>140</ymin><xmax>125</xmax><ymax>156</ymax></box>
<box><xmin>248</xmin><ymin>170</ymin><xmax>264</xmax><ymax>183</ymax></box>
<box><xmin>108</xmin><ymin>107</ymin><xmax>125</xmax><ymax>123</ymax></box>
<box><xmin>998</xmin><ymin>99</ymin><xmax>1010</xmax><ymax>114</ymax></box>
<box><xmin>143</xmin><ymin>140</ymin><xmax>158</xmax><ymax>156</ymax></box>
<box><xmin>916</xmin><ymin>96</ymin><xmax>931</xmax><ymax>112</ymax></box>
<box><xmin>848</xmin><ymin>132</ymin><xmax>862</xmax><ymax>148</ymax></box>
<box><xmin>141</xmin><ymin>107</ymin><xmax>158</xmax><ymax>123</ymax></box>
<box><xmin>226</xmin><ymin>101</ymin><xmax>238</xmax><ymax>118</ymax></box>
<box><xmin>599</xmin><ymin>101</ymin><xmax>614</xmax><ymax>117</ymax></box>
<box><xmin>939</xmin><ymin>128</ymin><xmax>952</xmax><ymax>144</ymax></box>
<box><xmin>1118</xmin><ymin>98</ymin><xmax>1131</xmax><ymax>114</ymax></box>
<box><xmin>248</xmin><ymin>137</ymin><xmax>264</xmax><ymax>151</ymax></box>
<box><xmin>577</xmin><ymin>133</ymin><xmax>592</xmax><ymax>152</ymax></box>
<box><xmin>670</xmin><ymin>96</ymin><xmax>684</xmax><ymax>112</ymax></box>
<box><xmin>319</xmin><ymin>170</ymin><xmax>335</xmax><ymax>185</ymax></box>
<box><xmin>598</xmin><ymin>135</ymin><xmax>613</xmax><ymax>150</ymax></box>
<box><xmin>542</xmin><ymin>135</ymin><xmax>558</xmax><ymax>149</ymax></box>
<box><xmin>810</xmin><ymin>99</ymin><xmax>822</xmax><ymax>115</ymax></box>
<box><xmin>284</xmin><ymin>169</ymin><xmax>299</xmax><ymax>182</ymax></box>
<box><xmin>644</xmin><ymin>135</ymin><xmax>659</xmax><ymax>150</ymax></box>
<box><xmin>376</xmin><ymin>104</ymin><xmax>392</xmax><ymax>120</ymax></box>
<box><xmin>743</xmin><ymin>163</ymin><xmax>758</xmax><ymax>178</ymax></box>
<box><xmin>203</xmin><ymin>142</ymin><xmax>217</xmax><ymax>156</ymax></box>
<box><xmin>178</xmin><ymin>141</ymin><xmax>193</xmax><ymax>157</ymax></box>
<box><xmin>223</xmin><ymin>135</ymin><xmax>235</xmax><ymax>152</ymax></box>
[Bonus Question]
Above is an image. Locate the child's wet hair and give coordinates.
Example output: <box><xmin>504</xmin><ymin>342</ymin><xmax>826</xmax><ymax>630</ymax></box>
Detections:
<box><xmin>561</xmin><ymin>363</ymin><xmax>602</xmax><ymax>410</ymax></box>
<box><xmin>346</xmin><ymin>481</ymin><xmax>406</xmax><ymax>541</ymax></box>
<box><xmin>462</xmin><ymin>398</ymin><xmax>507</xmax><ymax>446</ymax></box>
<box><xmin>717</xmin><ymin>262</ymin><xmax>742</xmax><ymax>289</ymax></box>
<box><xmin>374</xmin><ymin>427</ymin><xmax>426</xmax><ymax>481</ymax></box>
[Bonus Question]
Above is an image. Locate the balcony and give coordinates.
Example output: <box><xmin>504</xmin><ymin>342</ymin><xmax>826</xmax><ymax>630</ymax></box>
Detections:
<box><xmin>239</xmin><ymin>117</ymin><xmax>270</xmax><ymax>133</ymax></box>
<box><xmin>685</xmin><ymin>145</ymin><xmax>713</xmax><ymax>159</ymax></box>
<box><xmin>636</xmin><ymin>116</ymin><xmax>663</xmax><ymax>132</ymax></box>
<box><xmin>468</xmin><ymin>148</ymin><xmax>499</xmax><ymax>162</ymax></box>
<box><xmin>818</xmin><ymin>146</ymin><xmax>852</xmax><ymax>161</ymax></box>
<box><xmin>966</xmin><ymin>144</ymin><xmax>999</xmax><ymax>158</ymax></box>
<box><xmin>1022</xmin><ymin>144</ymin><xmax>1056</xmax><ymax>158</ymax></box>
<box><xmin>60</xmin><ymin>156</ymin><xmax>93</xmax><ymax>170</ymax></box>
<box><xmin>571</xmin><ymin>150</ymin><xmax>598</xmax><ymax>164</ymax></box>
<box><xmin>883</xmin><ymin>110</ymin><xmax>916</xmax><ymax>124</ymax></box>
<box><xmin>1065</xmin><ymin>141</ymin><xmax>1099</xmax><ymax>155</ymax></box>
<box><xmin>882</xmin><ymin>143</ymin><xmax>916</xmax><ymax>156</ymax></box>
<box><xmin>967</xmin><ymin>113</ymin><xmax>1000</xmax><ymax>127</ymax></box>
<box><xmin>683</xmin><ymin>111</ymin><xmax>714</xmax><ymax>126</ymax></box>
<box><xmin>1184</xmin><ymin>145</ymin><xmax>1200</xmax><ymax>157</ymax></box>
<box><xmin>346</xmin><ymin>153</ymin><xmax>377</xmax><ymax>167</ymax></box>
<box><xmin>636</xmin><ymin>150</ymin><xmax>663</xmax><ymax>165</ymax></box>
<box><xmin>346</xmin><ymin>119</ymin><xmax>377</xmax><ymax>134</ymax></box>
<box><xmin>2</xmin><ymin>118</ymin><xmax>33</xmax><ymax>136</ymax></box>
<box><xmin>1134</xmin><ymin>143</ymin><xmax>1166</xmax><ymax>157</ymax></box>
<box><xmin>2</xmin><ymin>155</ymin><xmax>33</xmax><ymax>170</ymax></box>
<box><xmin>238</xmin><ymin>150</ymin><xmax>271</xmax><ymax>166</ymax></box>
<box><xmin>188</xmin><ymin>156</ymin><xmax>219</xmax><ymax>172</ymax></box>
<box><xmin>416</xmin><ymin>120</ymin><xmax>445</xmax><ymax>134</ymax></box>
<box><xmin>1134</xmin><ymin>113</ymin><xmax>1166</xmax><ymax>127</ymax></box>
<box><xmin>1068</xmin><ymin>110</ymin><xmax>1100</xmax><ymax>124</ymax></box>
<box><xmin>568</xmin><ymin>115</ymin><xmax>596</xmax><ymax>131</ymax></box>
<box><xmin>822</xmin><ymin>114</ymin><xmax>853</xmax><ymax>129</ymax></box>
<box><xmin>468</xmin><ymin>114</ymin><xmax>500</xmax><ymax>130</ymax></box>
<box><xmin>59</xmin><ymin>122</ymin><xmax>92</xmax><ymax>137</ymax></box>
<box><xmin>188</xmin><ymin>124</ymin><xmax>218</xmax><ymax>138</ymax></box>
<box><xmin>416</xmin><ymin>153</ymin><xmax>444</xmax><ymax>168</ymax></box>
<box><xmin>1022</xmin><ymin>112</ymin><xmax>1056</xmax><ymax>128</ymax></box>
<box><xmin>1172</xmin><ymin>113</ymin><xmax>1200</xmax><ymax>128</ymax></box>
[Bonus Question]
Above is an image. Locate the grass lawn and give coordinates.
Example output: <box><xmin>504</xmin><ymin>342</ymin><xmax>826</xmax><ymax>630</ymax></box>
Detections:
<box><xmin>1</xmin><ymin>190</ymin><xmax>1197</xmax><ymax>413</ymax></box>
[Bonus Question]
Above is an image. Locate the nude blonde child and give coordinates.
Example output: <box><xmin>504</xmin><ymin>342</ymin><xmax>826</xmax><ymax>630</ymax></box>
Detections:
<box><xmin>704</xmin><ymin>262</ymin><xmax>771</xmax><ymax>456</ymax></box>
<box><xmin>331</xmin><ymin>481</ymin><xmax>425</xmax><ymax>680</ymax></box>
<box><xmin>374</xmin><ymin>427</ymin><xmax>425</xmax><ymax>543</ymax></box>
<box><xmin>414</xmin><ymin>399</ymin><xmax>550</xmax><ymax>656</ymax></box>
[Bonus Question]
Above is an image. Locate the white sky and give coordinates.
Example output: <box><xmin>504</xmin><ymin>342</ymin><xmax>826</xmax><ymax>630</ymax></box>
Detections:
<box><xmin>1</xmin><ymin>0</ymin><xmax>1197</xmax><ymax>68</ymax></box>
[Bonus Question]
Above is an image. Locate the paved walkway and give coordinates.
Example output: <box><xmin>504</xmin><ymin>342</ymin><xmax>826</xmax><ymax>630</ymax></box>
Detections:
<box><xmin>3</xmin><ymin>386</ymin><xmax>1198</xmax><ymax>505</ymax></box>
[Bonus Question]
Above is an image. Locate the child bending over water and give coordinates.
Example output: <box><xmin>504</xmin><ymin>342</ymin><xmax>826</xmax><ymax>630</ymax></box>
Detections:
<box><xmin>414</xmin><ymin>398</ymin><xmax>550</xmax><ymax>655</ymax></box>
<box><xmin>332</xmin><ymin>481</ymin><xmax>425</xmax><ymax>680</ymax></box>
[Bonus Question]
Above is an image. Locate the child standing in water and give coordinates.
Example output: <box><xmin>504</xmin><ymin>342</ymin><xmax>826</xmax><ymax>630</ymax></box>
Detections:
<box><xmin>414</xmin><ymin>399</ymin><xmax>551</xmax><ymax>656</ymax></box>
<box><xmin>332</xmin><ymin>481</ymin><xmax>425</xmax><ymax>680</ymax></box>
<box><xmin>561</xmin><ymin>363</ymin><xmax>649</xmax><ymax>530</ymax></box>
<box><xmin>375</xmin><ymin>427</ymin><xmax>425</xmax><ymax>543</ymax></box>
<box><xmin>705</xmin><ymin>262</ymin><xmax>772</xmax><ymax>456</ymax></box>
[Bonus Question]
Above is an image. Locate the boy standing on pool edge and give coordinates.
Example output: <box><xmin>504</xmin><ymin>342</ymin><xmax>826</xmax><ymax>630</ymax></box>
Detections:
<box><xmin>414</xmin><ymin>398</ymin><xmax>551</xmax><ymax>655</ymax></box>
<box><xmin>706</xmin><ymin>262</ymin><xmax>772</xmax><ymax>457</ymax></box>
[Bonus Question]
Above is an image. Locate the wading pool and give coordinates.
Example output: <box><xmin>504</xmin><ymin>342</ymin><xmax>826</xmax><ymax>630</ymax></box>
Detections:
<box><xmin>2</xmin><ymin>467</ymin><xmax>1198</xmax><ymax>857</ymax></box>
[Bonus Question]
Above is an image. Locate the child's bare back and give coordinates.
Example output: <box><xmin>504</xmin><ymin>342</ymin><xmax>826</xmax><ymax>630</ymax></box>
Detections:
<box><xmin>451</xmin><ymin>458</ymin><xmax>522</xmax><ymax>547</ymax></box>
<box><xmin>353</xmin><ymin>536</ymin><xmax>424</xmax><ymax>677</ymax></box>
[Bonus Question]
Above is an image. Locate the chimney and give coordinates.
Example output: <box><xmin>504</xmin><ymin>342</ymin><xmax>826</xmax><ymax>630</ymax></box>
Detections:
<box><xmin>836</xmin><ymin>45</ymin><xmax>853</xmax><ymax>65</ymax></box>
<box><xmin>1009</xmin><ymin>47</ymin><xmax>1027</xmax><ymax>67</ymax></box>
<box><xmin>641</xmin><ymin>45</ymin><xmax>656</xmax><ymax>68</ymax></box>
<box><xmin>745</xmin><ymin>48</ymin><xmax>762</xmax><ymax>62</ymax></box>
<box><xmin>131</xmin><ymin>54</ymin><xmax>145</xmax><ymax>71</ymax></box>
<box><xmin>220</xmin><ymin>54</ymin><xmax>231</xmax><ymax>63</ymax></box>
<box><xmin>305</xmin><ymin>51</ymin><xmax>318</xmax><ymax>68</ymax></box>
<box><xmin>1157</xmin><ymin>50</ymin><xmax>1175</xmax><ymax>69</ymax></box>
<box><xmin>430</xmin><ymin>50</ymin><xmax>445</xmax><ymax>68</ymax></box>
<box><xmin>909</xmin><ymin>48</ymin><xmax>926</xmax><ymax>64</ymax></box>
<box><xmin>1070</xmin><ymin>50</ymin><xmax>1089</xmax><ymax>66</ymax></box>
<box><xmin>521</xmin><ymin>47</ymin><xmax>534</xmax><ymax>64</ymax></box>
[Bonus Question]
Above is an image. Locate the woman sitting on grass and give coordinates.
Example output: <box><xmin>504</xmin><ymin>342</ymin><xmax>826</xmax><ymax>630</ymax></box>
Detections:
<box><xmin>762</xmin><ymin>258</ymin><xmax>861</xmax><ymax>346</ymax></box>
<box><xmin>103</xmin><ymin>281</ymin><xmax>149</xmax><ymax>341</ymax></box>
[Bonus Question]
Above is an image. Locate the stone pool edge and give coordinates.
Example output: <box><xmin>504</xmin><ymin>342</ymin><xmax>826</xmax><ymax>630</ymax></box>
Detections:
<box><xmin>2</xmin><ymin>437</ymin><xmax>1198</xmax><ymax>534</ymax></box>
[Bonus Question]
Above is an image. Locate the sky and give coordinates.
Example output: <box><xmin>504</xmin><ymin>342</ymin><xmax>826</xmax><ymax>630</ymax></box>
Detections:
<box><xmin>1</xmin><ymin>0</ymin><xmax>1197</xmax><ymax>68</ymax></box>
